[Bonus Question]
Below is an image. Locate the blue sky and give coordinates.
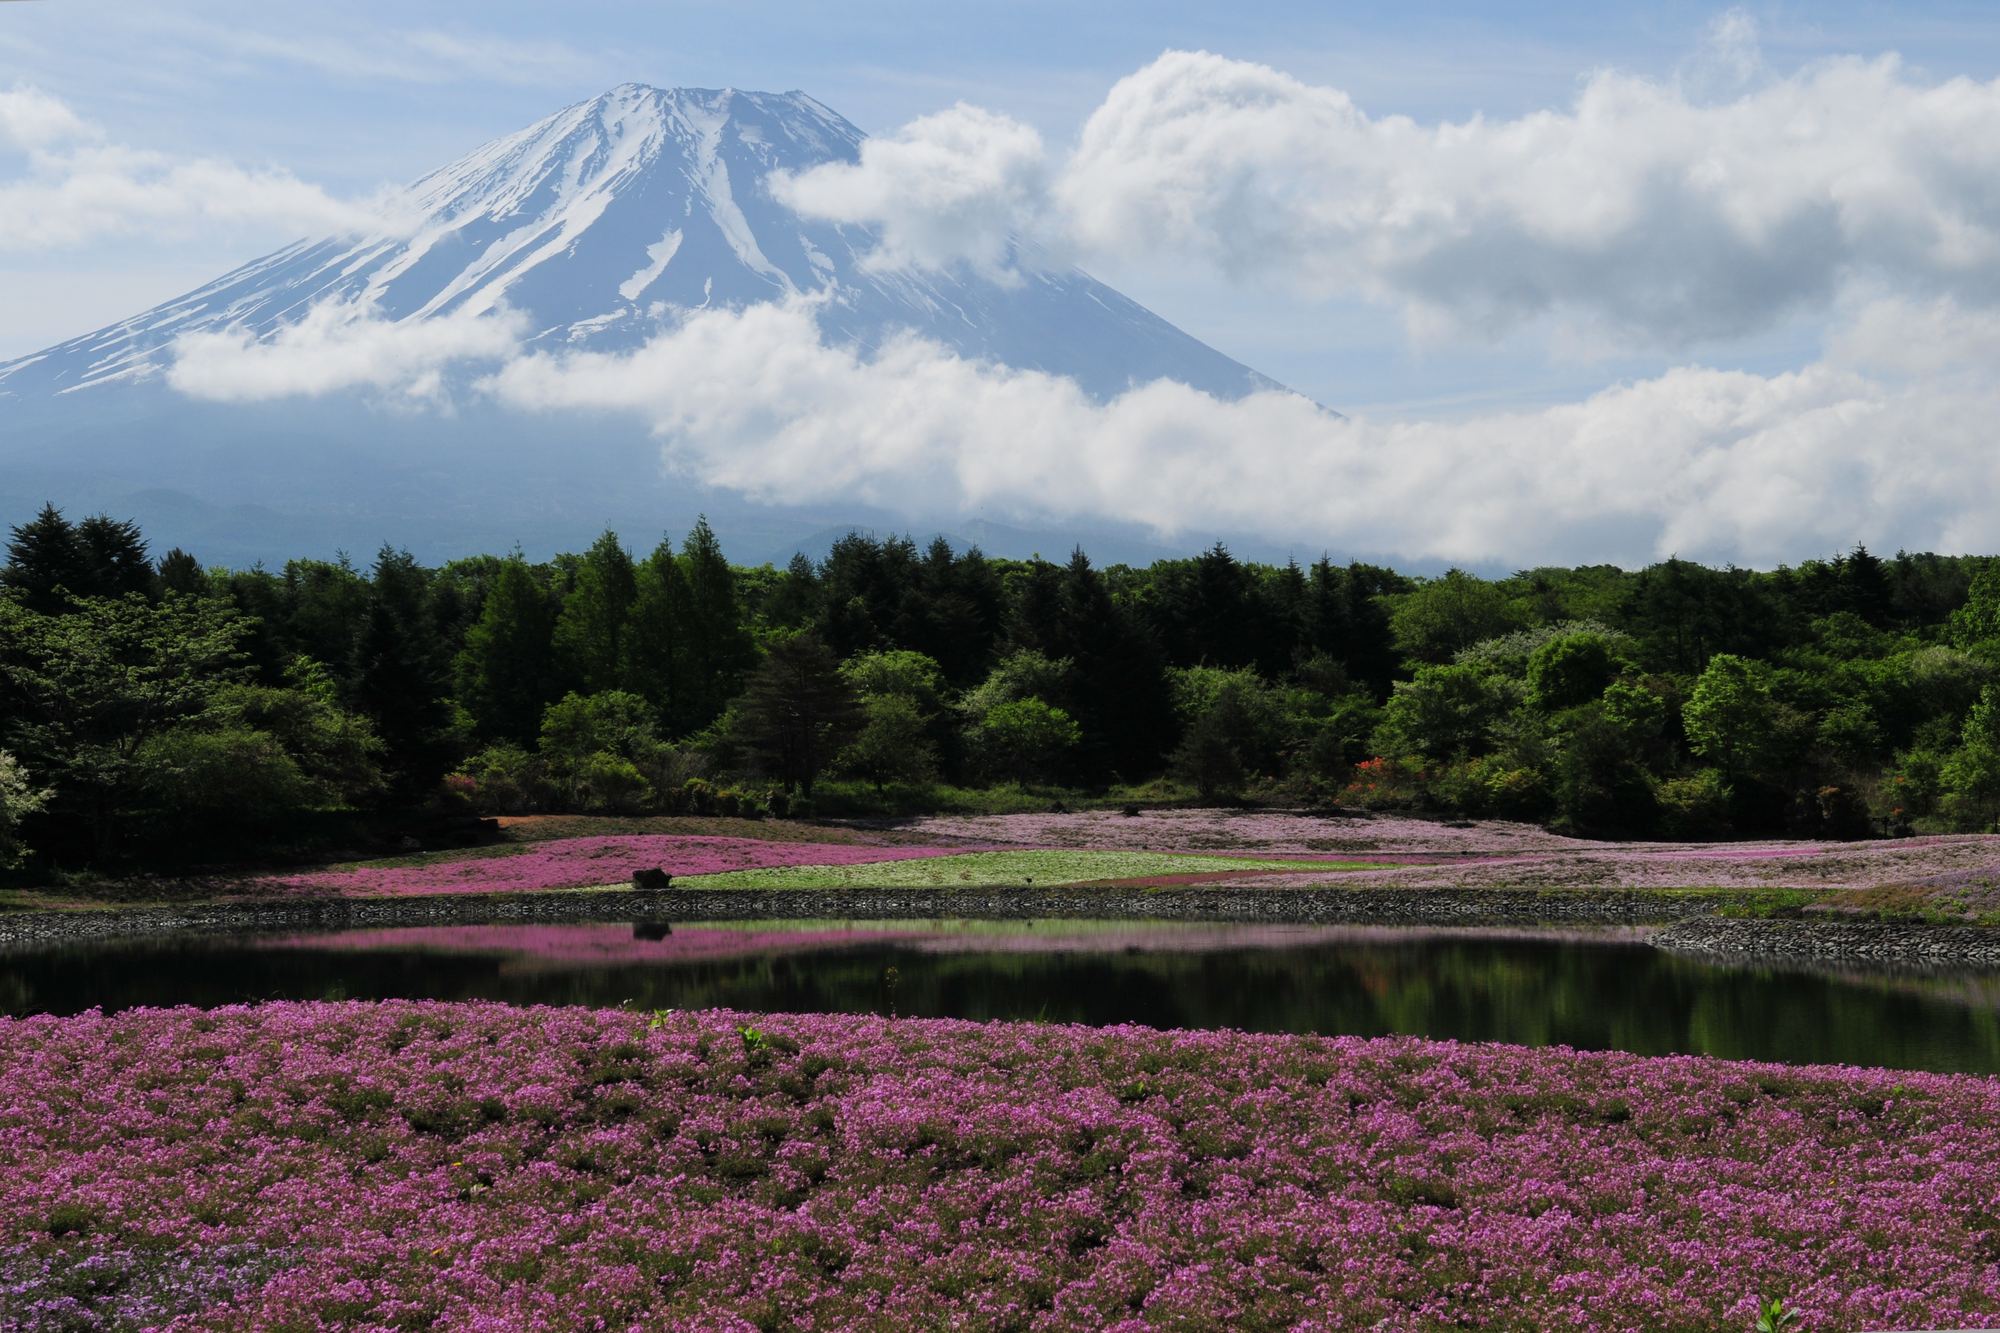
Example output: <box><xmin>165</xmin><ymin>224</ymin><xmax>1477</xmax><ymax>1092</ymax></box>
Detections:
<box><xmin>7</xmin><ymin>0</ymin><xmax>2000</xmax><ymax>419</ymax></box>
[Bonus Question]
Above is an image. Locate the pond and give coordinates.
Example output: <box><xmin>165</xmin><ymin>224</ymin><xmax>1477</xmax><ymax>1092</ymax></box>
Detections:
<box><xmin>6</xmin><ymin>918</ymin><xmax>2000</xmax><ymax>1073</ymax></box>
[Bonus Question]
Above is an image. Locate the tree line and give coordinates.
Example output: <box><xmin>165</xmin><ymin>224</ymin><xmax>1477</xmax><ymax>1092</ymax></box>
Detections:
<box><xmin>4</xmin><ymin>501</ymin><xmax>2000</xmax><ymax>870</ymax></box>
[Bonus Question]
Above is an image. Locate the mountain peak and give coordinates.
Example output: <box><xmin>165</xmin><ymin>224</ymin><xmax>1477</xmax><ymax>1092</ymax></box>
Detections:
<box><xmin>0</xmin><ymin>84</ymin><xmax>1273</xmax><ymax>403</ymax></box>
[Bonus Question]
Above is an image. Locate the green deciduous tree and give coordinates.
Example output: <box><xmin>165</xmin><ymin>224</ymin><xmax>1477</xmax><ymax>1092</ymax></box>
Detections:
<box><xmin>974</xmin><ymin>697</ymin><xmax>1081</xmax><ymax>784</ymax></box>
<box><xmin>0</xmin><ymin>593</ymin><xmax>253</xmax><ymax>856</ymax></box>
<box><xmin>1389</xmin><ymin>570</ymin><xmax>1518</xmax><ymax>665</ymax></box>
<box><xmin>1373</xmin><ymin>664</ymin><xmax>1510</xmax><ymax>763</ymax></box>
<box><xmin>1682</xmin><ymin>654</ymin><xmax>1779</xmax><ymax>779</ymax></box>
<box><xmin>1526</xmin><ymin>632</ymin><xmax>1623</xmax><ymax>711</ymax></box>
<box><xmin>0</xmin><ymin>750</ymin><xmax>49</xmax><ymax>869</ymax></box>
<box><xmin>841</xmin><ymin>693</ymin><xmax>939</xmax><ymax>791</ymax></box>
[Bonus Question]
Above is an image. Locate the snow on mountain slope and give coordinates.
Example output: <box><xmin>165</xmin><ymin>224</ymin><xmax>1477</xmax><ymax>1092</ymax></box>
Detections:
<box><xmin>0</xmin><ymin>84</ymin><xmax>1276</xmax><ymax>403</ymax></box>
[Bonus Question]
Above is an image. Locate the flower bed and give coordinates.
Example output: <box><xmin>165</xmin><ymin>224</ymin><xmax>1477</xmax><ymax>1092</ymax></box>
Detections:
<box><xmin>251</xmin><ymin>836</ymin><xmax>976</xmax><ymax>898</ymax></box>
<box><xmin>5</xmin><ymin>1002</ymin><xmax>1998</xmax><ymax>1330</ymax></box>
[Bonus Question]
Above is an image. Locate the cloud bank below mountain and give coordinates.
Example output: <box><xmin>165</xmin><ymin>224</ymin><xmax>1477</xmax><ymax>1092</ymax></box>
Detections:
<box><xmin>166</xmin><ymin>292</ymin><xmax>2000</xmax><ymax>569</ymax></box>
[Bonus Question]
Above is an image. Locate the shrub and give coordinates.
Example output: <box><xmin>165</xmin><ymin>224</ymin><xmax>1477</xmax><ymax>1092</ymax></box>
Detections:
<box><xmin>682</xmin><ymin>778</ymin><xmax>716</xmax><ymax>817</ymax></box>
<box><xmin>575</xmin><ymin>753</ymin><xmax>653</xmax><ymax>815</ymax></box>
<box><xmin>1654</xmin><ymin>770</ymin><xmax>1733</xmax><ymax>840</ymax></box>
<box><xmin>1339</xmin><ymin>756</ymin><xmax>1425</xmax><ymax>809</ymax></box>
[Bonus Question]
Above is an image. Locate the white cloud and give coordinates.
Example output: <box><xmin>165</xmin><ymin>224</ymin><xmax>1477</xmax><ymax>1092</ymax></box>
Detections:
<box><xmin>775</xmin><ymin>46</ymin><xmax>2000</xmax><ymax>348</ymax></box>
<box><xmin>0</xmin><ymin>86</ymin><xmax>399</xmax><ymax>251</ymax></box>
<box><xmin>473</xmin><ymin>294</ymin><xmax>2000</xmax><ymax>567</ymax></box>
<box><xmin>168</xmin><ymin>300</ymin><xmax>523</xmax><ymax>405</ymax></box>
<box><xmin>0</xmin><ymin>85</ymin><xmax>92</xmax><ymax>151</ymax></box>
<box><xmin>770</xmin><ymin>104</ymin><xmax>1052</xmax><ymax>282</ymax></box>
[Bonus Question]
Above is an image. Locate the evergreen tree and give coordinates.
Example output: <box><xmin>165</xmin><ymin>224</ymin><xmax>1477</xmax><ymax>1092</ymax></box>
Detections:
<box><xmin>679</xmin><ymin>518</ymin><xmax>754</xmax><ymax>731</ymax></box>
<box><xmin>74</xmin><ymin>514</ymin><xmax>152</xmax><ymax>599</ymax></box>
<box><xmin>732</xmin><ymin>632</ymin><xmax>861</xmax><ymax>795</ymax></box>
<box><xmin>456</xmin><ymin>555</ymin><xmax>557</xmax><ymax>745</ymax></box>
<box><xmin>155</xmin><ymin>549</ymin><xmax>208</xmax><ymax>598</ymax></box>
<box><xmin>353</xmin><ymin>547</ymin><xmax>454</xmax><ymax>799</ymax></box>
<box><xmin>764</xmin><ymin>551</ymin><xmax>823</xmax><ymax>630</ymax></box>
<box><xmin>280</xmin><ymin>557</ymin><xmax>371</xmax><ymax>690</ymax></box>
<box><xmin>3</xmin><ymin>504</ymin><xmax>88</xmax><ymax>612</ymax></box>
<box><xmin>624</xmin><ymin>537</ymin><xmax>692</xmax><ymax>726</ymax></box>
<box><xmin>553</xmin><ymin>530</ymin><xmax>638</xmax><ymax>694</ymax></box>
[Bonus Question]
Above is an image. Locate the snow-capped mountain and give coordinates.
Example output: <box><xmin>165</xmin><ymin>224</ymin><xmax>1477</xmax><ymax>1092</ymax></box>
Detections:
<box><xmin>0</xmin><ymin>84</ymin><xmax>1289</xmax><ymax>566</ymax></box>
<box><xmin>0</xmin><ymin>84</ymin><xmax>1271</xmax><ymax>403</ymax></box>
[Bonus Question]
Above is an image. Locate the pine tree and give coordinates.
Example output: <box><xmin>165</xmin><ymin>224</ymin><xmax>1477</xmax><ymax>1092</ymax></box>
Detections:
<box><xmin>764</xmin><ymin>551</ymin><xmax>823</xmax><ymax>630</ymax></box>
<box><xmin>3</xmin><ymin>504</ymin><xmax>87</xmax><ymax>612</ymax></box>
<box><xmin>552</xmin><ymin>530</ymin><xmax>638</xmax><ymax>695</ymax></box>
<box><xmin>623</xmin><ymin>537</ymin><xmax>692</xmax><ymax>726</ymax></box>
<box><xmin>75</xmin><ymin>514</ymin><xmax>152</xmax><ymax>599</ymax></box>
<box><xmin>455</xmin><ymin>555</ymin><xmax>557</xmax><ymax>745</ymax></box>
<box><xmin>353</xmin><ymin>547</ymin><xmax>453</xmax><ymax>799</ymax></box>
<box><xmin>156</xmin><ymin>549</ymin><xmax>209</xmax><ymax>597</ymax></box>
<box><xmin>678</xmin><ymin>517</ymin><xmax>754</xmax><ymax>731</ymax></box>
<box><xmin>733</xmin><ymin>632</ymin><xmax>861</xmax><ymax>795</ymax></box>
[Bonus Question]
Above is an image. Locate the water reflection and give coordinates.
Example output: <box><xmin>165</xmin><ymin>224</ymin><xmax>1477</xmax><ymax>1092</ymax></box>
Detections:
<box><xmin>4</xmin><ymin>919</ymin><xmax>1999</xmax><ymax>1074</ymax></box>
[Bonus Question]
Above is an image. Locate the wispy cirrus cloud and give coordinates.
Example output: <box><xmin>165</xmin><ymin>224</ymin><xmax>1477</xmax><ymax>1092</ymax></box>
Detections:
<box><xmin>0</xmin><ymin>83</ymin><xmax>402</xmax><ymax>251</ymax></box>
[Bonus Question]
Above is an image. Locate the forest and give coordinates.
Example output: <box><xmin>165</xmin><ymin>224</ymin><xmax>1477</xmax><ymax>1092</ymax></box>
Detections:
<box><xmin>6</xmin><ymin>501</ymin><xmax>2000</xmax><ymax>871</ymax></box>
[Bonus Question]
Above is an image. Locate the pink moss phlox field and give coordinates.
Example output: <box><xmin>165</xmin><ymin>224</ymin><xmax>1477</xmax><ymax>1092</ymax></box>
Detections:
<box><xmin>7</xmin><ymin>1003</ymin><xmax>2000</xmax><ymax>1331</ymax></box>
<box><xmin>893</xmin><ymin>811</ymin><xmax>2000</xmax><ymax>891</ymax></box>
<box><xmin>252</xmin><ymin>836</ymin><xmax>974</xmax><ymax>898</ymax></box>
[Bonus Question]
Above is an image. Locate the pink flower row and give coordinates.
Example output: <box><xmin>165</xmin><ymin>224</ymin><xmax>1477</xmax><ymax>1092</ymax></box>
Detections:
<box><xmin>252</xmin><ymin>836</ymin><xmax>973</xmax><ymax>898</ymax></box>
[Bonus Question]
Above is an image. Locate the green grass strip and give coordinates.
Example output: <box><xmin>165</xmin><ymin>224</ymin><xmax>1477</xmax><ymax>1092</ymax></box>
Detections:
<box><xmin>676</xmin><ymin>849</ymin><xmax>1386</xmax><ymax>890</ymax></box>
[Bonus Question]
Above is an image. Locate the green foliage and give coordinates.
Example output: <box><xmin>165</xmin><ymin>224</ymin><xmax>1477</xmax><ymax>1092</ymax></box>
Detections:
<box><xmin>730</xmin><ymin>632</ymin><xmax>862</xmax><ymax>796</ymax></box>
<box><xmin>134</xmin><ymin>726</ymin><xmax>320</xmax><ymax>826</ymax></box>
<box><xmin>1947</xmin><ymin>566</ymin><xmax>2000</xmax><ymax>651</ymax></box>
<box><xmin>1940</xmin><ymin>685</ymin><xmax>2000</xmax><ymax>829</ymax></box>
<box><xmin>553</xmin><ymin>530</ymin><xmax>638</xmax><ymax>695</ymax></box>
<box><xmin>1525</xmin><ymin>632</ymin><xmax>1623</xmax><ymax>711</ymax></box>
<box><xmin>455</xmin><ymin>555</ymin><xmax>557</xmax><ymax>746</ymax></box>
<box><xmin>1683</xmin><ymin>655</ymin><xmax>1779</xmax><ymax>778</ymax></box>
<box><xmin>0</xmin><ymin>592</ymin><xmax>254</xmax><ymax>856</ymax></box>
<box><xmin>1374</xmin><ymin>665</ymin><xmax>1511</xmax><ymax>763</ymax></box>
<box><xmin>841</xmin><ymin>649</ymin><xmax>947</xmax><ymax>713</ymax></box>
<box><xmin>1753</xmin><ymin>1295</ymin><xmax>1803</xmax><ymax>1333</ymax></box>
<box><xmin>840</xmin><ymin>693</ymin><xmax>939</xmax><ymax>791</ymax></box>
<box><xmin>0</xmin><ymin>750</ymin><xmax>50</xmax><ymax>869</ymax></box>
<box><xmin>1654</xmin><ymin>769</ymin><xmax>1733</xmax><ymax>840</ymax></box>
<box><xmin>26</xmin><ymin>502</ymin><xmax>2000</xmax><ymax>864</ymax></box>
<box><xmin>1389</xmin><ymin>570</ymin><xmax>1519</xmax><ymax>665</ymax></box>
<box><xmin>973</xmin><ymin>698</ymin><xmax>1081</xmax><ymax>784</ymax></box>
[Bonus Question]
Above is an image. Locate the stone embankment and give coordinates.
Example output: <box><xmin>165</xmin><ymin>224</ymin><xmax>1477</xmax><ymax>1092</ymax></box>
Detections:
<box><xmin>0</xmin><ymin>885</ymin><xmax>1715</xmax><ymax>948</ymax></box>
<box><xmin>1654</xmin><ymin>916</ymin><xmax>2000</xmax><ymax>969</ymax></box>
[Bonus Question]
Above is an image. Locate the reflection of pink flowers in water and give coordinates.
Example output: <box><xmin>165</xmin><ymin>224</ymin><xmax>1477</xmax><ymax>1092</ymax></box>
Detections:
<box><xmin>252</xmin><ymin>836</ymin><xmax>976</xmax><ymax>898</ymax></box>
<box><xmin>261</xmin><ymin>923</ymin><xmax>941</xmax><ymax>969</ymax></box>
<box><xmin>259</xmin><ymin>920</ymin><xmax>1659</xmax><ymax>969</ymax></box>
<box><xmin>6</xmin><ymin>1001</ymin><xmax>2000</xmax><ymax>1329</ymax></box>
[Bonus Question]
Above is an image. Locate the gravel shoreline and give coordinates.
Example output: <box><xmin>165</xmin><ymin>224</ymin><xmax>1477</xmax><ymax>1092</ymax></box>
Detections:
<box><xmin>1655</xmin><ymin>916</ymin><xmax>2000</xmax><ymax>969</ymax></box>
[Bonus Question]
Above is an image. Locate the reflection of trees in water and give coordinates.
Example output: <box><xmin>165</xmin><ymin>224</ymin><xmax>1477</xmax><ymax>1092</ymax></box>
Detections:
<box><xmin>6</xmin><ymin>929</ymin><xmax>2000</xmax><ymax>1074</ymax></box>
